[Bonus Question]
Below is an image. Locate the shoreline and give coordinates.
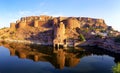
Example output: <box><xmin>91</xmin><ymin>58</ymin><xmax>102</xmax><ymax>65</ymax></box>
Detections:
<box><xmin>0</xmin><ymin>39</ymin><xmax>53</xmax><ymax>46</ymax></box>
<box><xmin>80</xmin><ymin>39</ymin><xmax>120</xmax><ymax>54</ymax></box>
<box><xmin>0</xmin><ymin>39</ymin><xmax>120</xmax><ymax>54</ymax></box>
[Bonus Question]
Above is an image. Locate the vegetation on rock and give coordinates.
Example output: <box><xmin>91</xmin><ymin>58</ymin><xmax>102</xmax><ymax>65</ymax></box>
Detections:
<box><xmin>79</xmin><ymin>34</ymin><xmax>86</xmax><ymax>41</ymax></box>
<box><xmin>112</xmin><ymin>63</ymin><xmax>120</xmax><ymax>73</ymax></box>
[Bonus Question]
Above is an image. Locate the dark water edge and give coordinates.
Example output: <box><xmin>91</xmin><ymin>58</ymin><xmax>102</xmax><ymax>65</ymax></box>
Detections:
<box><xmin>0</xmin><ymin>42</ymin><xmax>119</xmax><ymax>73</ymax></box>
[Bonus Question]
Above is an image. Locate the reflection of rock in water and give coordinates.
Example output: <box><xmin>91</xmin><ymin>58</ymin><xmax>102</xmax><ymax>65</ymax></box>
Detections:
<box><xmin>0</xmin><ymin>42</ymin><xmax>106</xmax><ymax>69</ymax></box>
<box><xmin>9</xmin><ymin>48</ymin><xmax>15</xmax><ymax>56</ymax></box>
<box><xmin>19</xmin><ymin>52</ymin><xmax>27</xmax><ymax>59</ymax></box>
<box><xmin>84</xmin><ymin>47</ymin><xmax>120</xmax><ymax>63</ymax></box>
<box><xmin>51</xmin><ymin>49</ymin><xmax>65</xmax><ymax>69</ymax></box>
<box><xmin>65</xmin><ymin>53</ymin><xmax>80</xmax><ymax>67</ymax></box>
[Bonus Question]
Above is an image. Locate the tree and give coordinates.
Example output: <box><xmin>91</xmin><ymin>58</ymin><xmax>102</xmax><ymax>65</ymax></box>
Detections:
<box><xmin>79</xmin><ymin>34</ymin><xmax>86</xmax><ymax>41</ymax></box>
<box><xmin>112</xmin><ymin>63</ymin><xmax>120</xmax><ymax>73</ymax></box>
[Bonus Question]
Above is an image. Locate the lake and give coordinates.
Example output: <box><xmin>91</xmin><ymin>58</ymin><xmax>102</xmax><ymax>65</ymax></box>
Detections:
<box><xmin>0</xmin><ymin>42</ymin><xmax>119</xmax><ymax>73</ymax></box>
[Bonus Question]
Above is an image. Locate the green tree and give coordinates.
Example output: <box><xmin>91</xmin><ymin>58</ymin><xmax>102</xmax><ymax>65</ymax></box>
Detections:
<box><xmin>79</xmin><ymin>34</ymin><xmax>86</xmax><ymax>41</ymax></box>
<box><xmin>112</xmin><ymin>63</ymin><xmax>120</xmax><ymax>73</ymax></box>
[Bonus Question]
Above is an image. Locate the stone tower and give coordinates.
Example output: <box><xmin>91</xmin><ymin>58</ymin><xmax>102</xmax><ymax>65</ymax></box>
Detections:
<box><xmin>10</xmin><ymin>23</ymin><xmax>16</xmax><ymax>30</ymax></box>
<box><xmin>67</xmin><ymin>18</ymin><xmax>80</xmax><ymax>29</ymax></box>
<box><xmin>53</xmin><ymin>22</ymin><xmax>67</xmax><ymax>48</ymax></box>
<box><xmin>34</xmin><ymin>20</ymin><xmax>39</xmax><ymax>27</ymax></box>
<box><xmin>18</xmin><ymin>21</ymin><xmax>26</xmax><ymax>28</ymax></box>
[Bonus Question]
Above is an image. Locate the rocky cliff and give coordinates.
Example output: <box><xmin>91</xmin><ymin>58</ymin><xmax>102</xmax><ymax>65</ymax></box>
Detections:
<box><xmin>0</xmin><ymin>15</ymin><xmax>111</xmax><ymax>47</ymax></box>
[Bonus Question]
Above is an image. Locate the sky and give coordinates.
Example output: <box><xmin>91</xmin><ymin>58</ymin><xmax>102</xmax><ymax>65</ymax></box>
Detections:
<box><xmin>0</xmin><ymin>0</ymin><xmax>120</xmax><ymax>31</ymax></box>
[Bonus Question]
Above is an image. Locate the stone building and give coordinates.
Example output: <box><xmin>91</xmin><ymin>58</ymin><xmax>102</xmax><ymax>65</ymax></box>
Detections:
<box><xmin>34</xmin><ymin>20</ymin><xmax>39</xmax><ymax>27</ymax></box>
<box><xmin>53</xmin><ymin>18</ymin><xmax>58</xmax><ymax>25</ymax></box>
<box><xmin>18</xmin><ymin>21</ymin><xmax>26</xmax><ymax>28</ymax></box>
<box><xmin>8</xmin><ymin>15</ymin><xmax>109</xmax><ymax>48</ymax></box>
<box><xmin>10</xmin><ymin>23</ymin><xmax>16</xmax><ymax>30</ymax></box>
<box><xmin>53</xmin><ymin>22</ymin><xmax>67</xmax><ymax>48</ymax></box>
<box><xmin>58</xmin><ymin>16</ymin><xmax>67</xmax><ymax>22</ymax></box>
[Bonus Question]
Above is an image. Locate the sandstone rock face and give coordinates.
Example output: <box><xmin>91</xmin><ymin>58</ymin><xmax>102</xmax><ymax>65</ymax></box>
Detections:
<box><xmin>96</xmin><ymin>19</ymin><xmax>107</xmax><ymax>28</ymax></box>
<box><xmin>66</xmin><ymin>18</ymin><xmax>80</xmax><ymax>29</ymax></box>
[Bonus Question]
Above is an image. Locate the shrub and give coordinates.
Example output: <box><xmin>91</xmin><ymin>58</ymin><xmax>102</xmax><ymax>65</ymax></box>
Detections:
<box><xmin>112</xmin><ymin>63</ymin><xmax>120</xmax><ymax>73</ymax></box>
<box><xmin>79</xmin><ymin>34</ymin><xmax>86</xmax><ymax>41</ymax></box>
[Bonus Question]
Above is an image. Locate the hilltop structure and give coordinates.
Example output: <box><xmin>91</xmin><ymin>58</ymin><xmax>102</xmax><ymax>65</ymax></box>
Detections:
<box><xmin>1</xmin><ymin>15</ymin><xmax>116</xmax><ymax>48</ymax></box>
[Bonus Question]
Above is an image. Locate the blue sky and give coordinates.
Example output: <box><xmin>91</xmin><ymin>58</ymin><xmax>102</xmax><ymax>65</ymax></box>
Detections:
<box><xmin>0</xmin><ymin>0</ymin><xmax>120</xmax><ymax>31</ymax></box>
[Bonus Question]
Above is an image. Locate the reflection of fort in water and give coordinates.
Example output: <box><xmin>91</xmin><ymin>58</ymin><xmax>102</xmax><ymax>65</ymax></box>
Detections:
<box><xmin>1</xmin><ymin>42</ymin><xmax>120</xmax><ymax>69</ymax></box>
<box><xmin>1</xmin><ymin>42</ymin><xmax>90</xmax><ymax>69</ymax></box>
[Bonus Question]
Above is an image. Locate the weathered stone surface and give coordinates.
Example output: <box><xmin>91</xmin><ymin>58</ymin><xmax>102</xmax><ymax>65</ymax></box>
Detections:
<box><xmin>53</xmin><ymin>22</ymin><xmax>66</xmax><ymax>47</ymax></box>
<box><xmin>78</xmin><ymin>17</ymin><xmax>107</xmax><ymax>28</ymax></box>
<box><xmin>1</xmin><ymin>15</ymin><xmax>111</xmax><ymax>48</ymax></box>
<box><xmin>58</xmin><ymin>16</ymin><xmax>67</xmax><ymax>22</ymax></box>
<box><xmin>18</xmin><ymin>21</ymin><xmax>26</xmax><ymax>28</ymax></box>
<box><xmin>34</xmin><ymin>20</ymin><xmax>39</xmax><ymax>27</ymax></box>
<box><xmin>53</xmin><ymin>18</ymin><xmax>58</xmax><ymax>25</ymax></box>
<box><xmin>9</xmin><ymin>15</ymin><xmax>108</xmax><ymax>30</ymax></box>
<box><xmin>10</xmin><ymin>23</ymin><xmax>16</xmax><ymax>30</ymax></box>
<box><xmin>39</xmin><ymin>15</ymin><xmax>52</xmax><ymax>21</ymax></box>
<box><xmin>66</xmin><ymin>18</ymin><xmax>80</xmax><ymax>29</ymax></box>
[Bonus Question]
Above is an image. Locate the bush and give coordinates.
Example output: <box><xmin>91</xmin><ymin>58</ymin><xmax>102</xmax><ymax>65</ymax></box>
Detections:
<box><xmin>112</xmin><ymin>63</ymin><xmax>120</xmax><ymax>73</ymax></box>
<box><xmin>79</xmin><ymin>34</ymin><xmax>86</xmax><ymax>41</ymax></box>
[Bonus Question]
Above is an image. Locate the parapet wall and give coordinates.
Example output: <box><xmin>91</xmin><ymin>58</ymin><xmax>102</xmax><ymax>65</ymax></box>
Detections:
<box><xmin>9</xmin><ymin>15</ymin><xmax>108</xmax><ymax>30</ymax></box>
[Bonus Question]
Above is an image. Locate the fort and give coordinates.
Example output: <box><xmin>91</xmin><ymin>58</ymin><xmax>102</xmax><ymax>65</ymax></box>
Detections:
<box><xmin>7</xmin><ymin>15</ymin><xmax>108</xmax><ymax>48</ymax></box>
<box><xmin>1</xmin><ymin>15</ymin><xmax>120</xmax><ymax>54</ymax></box>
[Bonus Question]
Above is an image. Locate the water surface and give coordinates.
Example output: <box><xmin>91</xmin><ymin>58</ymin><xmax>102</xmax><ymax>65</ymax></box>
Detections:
<box><xmin>0</xmin><ymin>42</ymin><xmax>119</xmax><ymax>73</ymax></box>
